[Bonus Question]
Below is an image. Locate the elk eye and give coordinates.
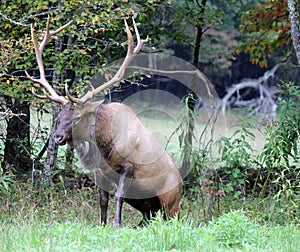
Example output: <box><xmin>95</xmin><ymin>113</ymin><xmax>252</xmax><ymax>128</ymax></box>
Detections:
<box><xmin>73</xmin><ymin>116</ymin><xmax>81</xmax><ymax>125</ymax></box>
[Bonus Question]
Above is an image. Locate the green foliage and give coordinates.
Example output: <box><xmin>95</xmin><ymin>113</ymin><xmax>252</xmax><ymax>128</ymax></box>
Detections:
<box><xmin>259</xmin><ymin>82</ymin><xmax>300</xmax><ymax>212</ymax></box>
<box><xmin>216</xmin><ymin>121</ymin><xmax>256</xmax><ymax>197</ymax></box>
<box><xmin>261</xmin><ymin>82</ymin><xmax>300</xmax><ymax>169</ymax></box>
<box><xmin>210</xmin><ymin>210</ymin><xmax>258</xmax><ymax>248</ymax></box>
<box><xmin>0</xmin><ymin>0</ymin><xmax>169</xmax><ymax>101</ymax></box>
<box><xmin>218</xmin><ymin>122</ymin><xmax>255</xmax><ymax>168</ymax></box>
<box><xmin>0</xmin><ymin>166</ymin><xmax>14</xmax><ymax>195</ymax></box>
<box><xmin>215</xmin><ymin>81</ymin><xmax>299</xmax><ymax>205</ymax></box>
<box><xmin>168</xmin><ymin>0</ymin><xmax>225</xmax><ymax>48</ymax></box>
<box><xmin>1</xmin><ymin>181</ymin><xmax>300</xmax><ymax>251</ymax></box>
<box><xmin>177</xmin><ymin>0</ymin><xmax>224</xmax><ymax>28</ymax></box>
<box><xmin>212</xmin><ymin>82</ymin><xmax>299</xmax><ymax>216</ymax></box>
<box><xmin>237</xmin><ymin>0</ymin><xmax>292</xmax><ymax>67</ymax></box>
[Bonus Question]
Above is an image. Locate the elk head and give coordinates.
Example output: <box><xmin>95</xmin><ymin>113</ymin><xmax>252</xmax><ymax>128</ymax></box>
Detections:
<box><xmin>53</xmin><ymin>101</ymin><xmax>75</xmax><ymax>145</ymax></box>
<box><xmin>26</xmin><ymin>15</ymin><xmax>148</xmax><ymax>146</ymax></box>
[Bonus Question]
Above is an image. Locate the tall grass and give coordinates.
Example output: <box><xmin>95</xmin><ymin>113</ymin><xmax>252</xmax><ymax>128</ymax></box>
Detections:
<box><xmin>1</xmin><ymin>210</ymin><xmax>299</xmax><ymax>251</ymax></box>
<box><xmin>1</xmin><ymin>183</ymin><xmax>299</xmax><ymax>252</ymax></box>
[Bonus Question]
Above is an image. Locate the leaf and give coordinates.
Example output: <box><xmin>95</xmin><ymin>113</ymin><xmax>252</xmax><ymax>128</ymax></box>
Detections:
<box><xmin>234</xmin><ymin>191</ymin><xmax>242</xmax><ymax>198</ymax></box>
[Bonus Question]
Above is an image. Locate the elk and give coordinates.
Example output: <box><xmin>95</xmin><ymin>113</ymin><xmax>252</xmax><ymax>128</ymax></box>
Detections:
<box><xmin>25</xmin><ymin>16</ymin><xmax>182</xmax><ymax>228</ymax></box>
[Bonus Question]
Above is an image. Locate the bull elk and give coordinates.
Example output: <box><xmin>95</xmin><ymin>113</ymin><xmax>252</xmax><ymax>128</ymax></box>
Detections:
<box><xmin>25</xmin><ymin>16</ymin><xmax>182</xmax><ymax>228</ymax></box>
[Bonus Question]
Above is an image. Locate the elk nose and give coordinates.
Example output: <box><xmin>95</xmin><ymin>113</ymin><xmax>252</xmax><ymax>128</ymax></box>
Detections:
<box><xmin>54</xmin><ymin>133</ymin><xmax>65</xmax><ymax>144</ymax></box>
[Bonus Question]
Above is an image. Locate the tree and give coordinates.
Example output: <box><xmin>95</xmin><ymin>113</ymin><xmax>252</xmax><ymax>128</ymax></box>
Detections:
<box><xmin>0</xmin><ymin>4</ymin><xmax>33</xmax><ymax>174</ymax></box>
<box><xmin>164</xmin><ymin>0</ymin><xmax>224</xmax><ymax>187</ymax></box>
<box><xmin>179</xmin><ymin>0</ymin><xmax>210</xmax><ymax>187</ymax></box>
<box><xmin>287</xmin><ymin>0</ymin><xmax>300</xmax><ymax>64</ymax></box>
<box><xmin>238</xmin><ymin>0</ymin><xmax>300</xmax><ymax>67</ymax></box>
<box><xmin>220</xmin><ymin>0</ymin><xmax>300</xmax><ymax>115</ymax></box>
<box><xmin>0</xmin><ymin>0</ymin><xmax>176</xmax><ymax>181</ymax></box>
<box><xmin>2</xmin><ymin>97</ymin><xmax>31</xmax><ymax>174</ymax></box>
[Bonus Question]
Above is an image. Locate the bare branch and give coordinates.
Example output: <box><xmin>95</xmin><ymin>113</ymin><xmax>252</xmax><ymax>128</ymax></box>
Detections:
<box><xmin>0</xmin><ymin>13</ymin><xmax>30</xmax><ymax>27</ymax></box>
<box><xmin>127</xmin><ymin>66</ymin><xmax>215</xmax><ymax>100</ymax></box>
<box><xmin>0</xmin><ymin>109</ymin><xmax>27</xmax><ymax>120</ymax></box>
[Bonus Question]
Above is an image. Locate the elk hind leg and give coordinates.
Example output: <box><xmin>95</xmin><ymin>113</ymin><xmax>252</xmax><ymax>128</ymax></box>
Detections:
<box><xmin>115</xmin><ymin>165</ymin><xmax>133</xmax><ymax>229</ymax></box>
<box><xmin>159</xmin><ymin>187</ymin><xmax>182</xmax><ymax>220</ymax></box>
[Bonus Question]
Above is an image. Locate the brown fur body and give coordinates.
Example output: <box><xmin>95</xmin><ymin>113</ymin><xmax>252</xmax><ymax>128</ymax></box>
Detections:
<box><xmin>55</xmin><ymin>101</ymin><xmax>182</xmax><ymax>227</ymax></box>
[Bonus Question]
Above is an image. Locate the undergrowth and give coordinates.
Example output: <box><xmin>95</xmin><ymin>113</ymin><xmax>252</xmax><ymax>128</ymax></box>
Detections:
<box><xmin>1</xmin><ymin>200</ymin><xmax>300</xmax><ymax>252</ymax></box>
<box><xmin>1</xmin><ymin>160</ymin><xmax>300</xmax><ymax>251</ymax></box>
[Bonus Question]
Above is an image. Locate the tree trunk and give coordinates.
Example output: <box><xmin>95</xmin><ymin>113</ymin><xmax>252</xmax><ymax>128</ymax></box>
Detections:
<box><xmin>3</xmin><ymin>96</ymin><xmax>31</xmax><ymax>175</ymax></box>
<box><xmin>287</xmin><ymin>0</ymin><xmax>300</xmax><ymax>64</ymax></box>
<box><xmin>181</xmin><ymin>0</ymin><xmax>207</xmax><ymax>187</ymax></box>
<box><xmin>42</xmin><ymin>37</ymin><xmax>64</xmax><ymax>185</ymax></box>
<box><xmin>42</xmin><ymin>104</ymin><xmax>60</xmax><ymax>184</ymax></box>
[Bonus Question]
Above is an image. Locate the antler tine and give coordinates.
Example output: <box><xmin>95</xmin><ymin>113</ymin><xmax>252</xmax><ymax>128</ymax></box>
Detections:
<box><xmin>132</xmin><ymin>17</ymin><xmax>149</xmax><ymax>53</ymax></box>
<box><xmin>31</xmin><ymin>87</ymin><xmax>48</xmax><ymax>100</ymax></box>
<box><xmin>38</xmin><ymin>15</ymin><xmax>51</xmax><ymax>55</ymax></box>
<box><xmin>73</xmin><ymin>18</ymin><xmax>148</xmax><ymax>105</ymax></box>
<box><xmin>26</xmin><ymin>15</ymin><xmax>73</xmax><ymax>105</ymax></box>
<box><xmin>65</xmin><ymin>83</ymin><xmax>82</xmax><ymax>104</ymax></box>
<box><xmin>124</xmin><ymin>18</ymin><xmax>134</xmax><ymax>54</ymax></box>
<box><xmin>40</xmin><ymin>16</ymin><xmax>74</xmax><ymax>58</ymax></box>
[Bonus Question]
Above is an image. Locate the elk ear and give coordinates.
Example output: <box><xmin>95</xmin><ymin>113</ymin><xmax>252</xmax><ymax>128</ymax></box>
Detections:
<box><xmin>85</xmin><ymin>99</ymin><xmax>105</xmax><ymax>113</ymax></box>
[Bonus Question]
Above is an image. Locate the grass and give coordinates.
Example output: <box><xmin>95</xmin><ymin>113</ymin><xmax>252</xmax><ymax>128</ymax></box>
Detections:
<box><xmin>1</xmin><ymin>183</ymin><xmax>299</xmax><ymax>252</ymax></box>
<box><xmin>1</xmin><ymin>209</ymin><xmax>300</xmax><ymax>251</ymax></box>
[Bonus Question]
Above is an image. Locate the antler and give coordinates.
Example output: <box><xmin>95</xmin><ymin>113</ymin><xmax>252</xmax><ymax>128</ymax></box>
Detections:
<box><xmin>66</xmin><ymin>17</ymin><xmax>149</xmax><ymax>105</ymax></box>
<box><xmin>25</xmin><ymin>15</ymin><xmax>73</xmax><ymax>105</ymax></box>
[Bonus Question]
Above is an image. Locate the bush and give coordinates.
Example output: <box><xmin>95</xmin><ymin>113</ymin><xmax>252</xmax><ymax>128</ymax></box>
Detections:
<box><xmin>258</xmin><ymin>82</ymin><xmax>300</xmax><ymax>217</ymax></box>
<box><xmin>213</xmin><ymin>82</ymin><xmax>299</xmax><ymax>221</ymax></box>
<box><xmin>0</xmin><ymin>165</ymin><xmax>14</xmax><ymax>195</ymax></box>
<box><xmin>210</xmin><ymin>210</ymin><xmax>258</xmax><ymax>248</ymax></box>
<box><xmin>216</xmin><ymin>121</ymin><xmax>256</xmax><ymax>197</ymax></box>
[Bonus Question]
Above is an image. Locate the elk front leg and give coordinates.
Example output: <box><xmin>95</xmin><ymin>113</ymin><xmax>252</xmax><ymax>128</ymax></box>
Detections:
<box><xmin>97</xmin><ymin>174</ymin><xmax>111</xmax><ymax>225</ymax></box>
<box><xmin>100</xmin><ymin>188</ymin><xmax>109</xmax><ymax>225</ymax></box>
<box><xmin>115</xmin><ymin>165</ymin><xmax>133</xmax><ymax>229</ymax></box>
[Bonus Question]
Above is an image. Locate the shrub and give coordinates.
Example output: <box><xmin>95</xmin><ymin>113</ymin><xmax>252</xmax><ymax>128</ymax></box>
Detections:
<box><xmin>258</xmin><ymin>82</ymin><xmax>300</xmax><ymax>217</ymax></box>
<box><xmin>0</xmin><ymin>165</ymin><xmax>14</xmax><ymax>195</ymax></box>
<box><xmin>210</xmin><ymin>210</ymin><xmax>258</xmax><ymax>248</ymax></box>
<box><xmin>216</xmin><ymin>121</ymin><xmax>256</xmax><ymax>197</ymax></box>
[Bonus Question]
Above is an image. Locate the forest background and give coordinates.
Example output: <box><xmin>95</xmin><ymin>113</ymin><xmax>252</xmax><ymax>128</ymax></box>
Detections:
<box><xmin>0</xmin><ymin>1</ymin><xmax>300</xmax><ymax>250</ymax></box>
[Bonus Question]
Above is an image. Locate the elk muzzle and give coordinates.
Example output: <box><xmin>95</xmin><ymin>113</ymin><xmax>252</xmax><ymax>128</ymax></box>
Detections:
<box><xmin>54</xmin><ymin>132</ymin><xmax>67</xmax><ymax>145</ymax></box>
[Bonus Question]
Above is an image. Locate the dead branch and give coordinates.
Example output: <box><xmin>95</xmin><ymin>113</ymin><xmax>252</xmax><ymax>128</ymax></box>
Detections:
<box><xmin>221</xmin><ymin>64</ymin><xmax>280</xmax><ymax>117</ymax></box>
<box><xmin>0</xmin><ymin>109</ymin><xmax>27</xmax><ymax>120</ymax></box>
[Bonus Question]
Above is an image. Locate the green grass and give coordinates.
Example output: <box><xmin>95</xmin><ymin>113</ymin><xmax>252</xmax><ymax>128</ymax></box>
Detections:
<box><xmin>0</xmin><ymin>184</ymin><xmax>299</xmax><ymax>252</ymax></box>
<box><xmin>1</xmin><ymin>210</ymin><xmax>299</xmax><ymax>252</ymax></box>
